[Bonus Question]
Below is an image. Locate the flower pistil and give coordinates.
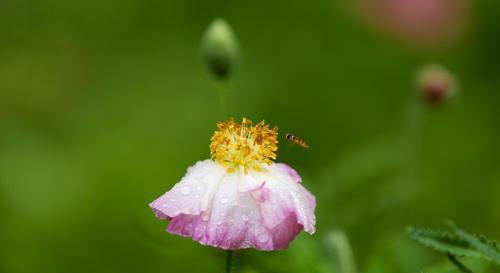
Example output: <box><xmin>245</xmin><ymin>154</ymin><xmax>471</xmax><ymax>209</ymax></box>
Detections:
<box><xmin>209</xmin><ymin>118</ymin><xmax>278</xmax><ymax>173</ymax></box>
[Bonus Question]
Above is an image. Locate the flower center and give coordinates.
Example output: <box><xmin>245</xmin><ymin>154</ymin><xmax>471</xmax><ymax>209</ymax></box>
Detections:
<box><xmin>210</xmin><ymin>117</ymin><xmax>278</xmax><ymax>172</ymax></box>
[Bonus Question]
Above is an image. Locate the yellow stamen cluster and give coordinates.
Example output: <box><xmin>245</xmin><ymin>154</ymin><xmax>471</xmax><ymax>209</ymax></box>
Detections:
<box><xmin>210</xmin><ymin>117</ymin><xmax>278</xmax><ymax>172</ymax></box>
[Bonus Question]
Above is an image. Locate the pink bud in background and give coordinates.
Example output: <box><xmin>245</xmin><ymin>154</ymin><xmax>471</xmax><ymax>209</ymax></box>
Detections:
<box><xmin>416</xmin><ymin>64</ymin><xmax>457</xmax><ymax>105</ymax></box>
<box><xmin>357</xmin><ymin>0</ymin><xmax>468</xmax><ymax>47</ymax></box>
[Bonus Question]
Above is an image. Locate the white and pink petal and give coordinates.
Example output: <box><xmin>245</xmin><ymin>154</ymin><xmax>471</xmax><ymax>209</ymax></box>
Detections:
<box><xmin>149</xmin><ymin>160</ymin><xmax>226</xmax><ymax>219</ymax></box>
<box><xmin>150</xmin><ymin>160</ymin><xmax>316</xmax><ymax>251</ymax></box>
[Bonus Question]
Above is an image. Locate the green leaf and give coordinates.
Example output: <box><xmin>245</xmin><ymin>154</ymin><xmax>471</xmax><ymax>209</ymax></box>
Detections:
<box><xmin>447</xmin><ymin>253</ymin><xmax>474</xmax><ymax>273</ymax></box>
<box><xmin>447</xmin><ymin>222</ymin><xmax>500</xmax><ymax>265</ymax></box>
<box><xmin>406</xmin><ymin>226</ymin><xmax>482</xmax><ymax>258</ymax></box>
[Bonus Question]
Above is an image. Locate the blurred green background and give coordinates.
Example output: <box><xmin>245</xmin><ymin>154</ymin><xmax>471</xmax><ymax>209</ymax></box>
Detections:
<box><xmin>1</xmin><ymin>0</ymin><xmax>499</xmax><ymax>272</ymax></box>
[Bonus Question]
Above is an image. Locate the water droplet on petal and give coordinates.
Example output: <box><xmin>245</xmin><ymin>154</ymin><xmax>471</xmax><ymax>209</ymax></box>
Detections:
<box><xmin>258</xmin><ymin>232</ymin><xmax>269</xmax><ymax>243</ymax></box>
<box><xmin>241</xmin><ymin>214</ymin><xmax>249</xmax><ymax>221</ymax></box>
<box><xmin>220</xmin><ymin>197</ymin><xmax>229</xmax><ymax>204</ymax></box>
<box><xmin>201</xmin><ymin>212</ymin><xmax>210</xmax><ymax>221</ymax></box>
<box><xmin>180</xmin><ymin>186</ymin><xmax>191</xmax><ymax>195</ymax></box>
<box><xmin>194</xmin><ymin>172</ymin><xmax>205</xmax><ymax>178</ymax></box>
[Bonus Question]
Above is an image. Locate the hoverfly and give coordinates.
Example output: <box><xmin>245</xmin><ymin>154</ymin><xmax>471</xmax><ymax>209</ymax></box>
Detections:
<box><xmin>285</xmin><ymin>133</ymin><xmax>309</xmax><ymax>149</ymax></box>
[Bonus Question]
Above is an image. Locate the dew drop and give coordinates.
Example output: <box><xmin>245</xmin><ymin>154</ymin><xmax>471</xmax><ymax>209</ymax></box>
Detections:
<box><xmin>241</xmin><ymin>214</ymin><xmax>249</xmax><ymax>221</ymax></box>
<box><xmin>194</xmin><ymin>172</ymin><xmax>205</xmax><ymax>178</ymax></box>
<box><xmin>258</xmin><ymin>232</ymin><xmax>269</xmax><ymax>243</ymax></box>
<box><xmin>201</xmin><ymin>212</ymin><xmax>210</xmax><ymax>221</ymax></box>
<box><xmin>180</xmin><ymin>186</ymin><xmax>191</xmax><ymax>195</ymax></box>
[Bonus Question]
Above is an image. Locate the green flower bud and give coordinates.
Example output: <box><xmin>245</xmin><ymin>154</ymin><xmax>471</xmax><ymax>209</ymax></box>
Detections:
<box><xmin>201</xmin><ymin>18</ymin><xmax>239</xmax><ymax>80</ymax></box>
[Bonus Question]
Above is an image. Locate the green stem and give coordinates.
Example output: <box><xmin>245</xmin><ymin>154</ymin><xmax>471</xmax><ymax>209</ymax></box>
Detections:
<box><xmin>326</xmin><ymin>230</ymin><xmax>357</xmax><ymax>273</ymax></box>
<box><xmin>447</xmin><ymin>253</ymin><xmax>474</xmax><ymax>273</ymax></box>
<box><xmin>402</xmin><ymin>98</ymin><xmax>426</xmax><ymax>160</ymax></box>
<box><xmin>218</xmin><ymin>80</ymin><xmax>229</xmax><ymax>118</ymax></box>
<box><xmin>225</xmin><ymin>250</ymin><xmax>233</xmax><ymax>273</ymax></box>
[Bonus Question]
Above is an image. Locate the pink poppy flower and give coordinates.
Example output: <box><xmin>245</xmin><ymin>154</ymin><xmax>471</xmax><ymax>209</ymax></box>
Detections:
<box><xmin>150</xmin><ymin>118</ymin><xmax>316</xmax><ymax>250</ymax></box>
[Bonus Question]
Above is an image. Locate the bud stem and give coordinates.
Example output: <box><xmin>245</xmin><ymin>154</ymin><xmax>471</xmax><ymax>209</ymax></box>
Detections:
<box><xmin>218</xmin><ymin>81</ymin><xmax>230</xmax><ymax>118</ymax></box>
<box><xmin>394</xmin><ymin>98</ymin><xmax>427</xmax><ymax>198</ymax></box>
